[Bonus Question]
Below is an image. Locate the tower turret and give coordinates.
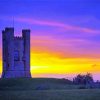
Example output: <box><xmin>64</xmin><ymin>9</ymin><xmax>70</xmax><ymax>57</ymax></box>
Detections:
<box><xmin>22</xmin><ymin>29</ymin><xmax>31</xmax><ymax>77</ymax></box>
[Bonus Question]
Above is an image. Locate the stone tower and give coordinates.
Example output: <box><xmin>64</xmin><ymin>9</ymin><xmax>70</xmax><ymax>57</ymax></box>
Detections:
<box><xmin>2</xmin><ymin>27</ymin><xmax>31</xmax><ymax>78</ymax></box>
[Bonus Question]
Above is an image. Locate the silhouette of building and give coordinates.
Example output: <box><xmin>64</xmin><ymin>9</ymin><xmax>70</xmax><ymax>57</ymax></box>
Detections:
<box><xmin>2</xmin><ymin>27</ymin><xmax>31</xmax><ymax>78</ymax></box>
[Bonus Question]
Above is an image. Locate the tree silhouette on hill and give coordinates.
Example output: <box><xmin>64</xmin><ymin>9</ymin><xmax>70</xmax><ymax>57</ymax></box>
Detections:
<box><xmin>73</xmin><ymin>73</ymin><xmax>94</xmax><ymax>85</ymax></box>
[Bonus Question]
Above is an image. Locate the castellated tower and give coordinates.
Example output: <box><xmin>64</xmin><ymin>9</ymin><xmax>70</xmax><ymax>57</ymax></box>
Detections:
<box><xmin>2</xmin><ymin>27</ymin><xmax>31</xmax><ymax>78</ymax></box>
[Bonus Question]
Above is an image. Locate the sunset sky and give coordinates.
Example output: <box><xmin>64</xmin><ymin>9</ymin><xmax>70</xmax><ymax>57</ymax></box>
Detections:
<box><xmin>0</xmin><ymin>0</ymin><xmax>100</xmax><ymax>80</ymax></box>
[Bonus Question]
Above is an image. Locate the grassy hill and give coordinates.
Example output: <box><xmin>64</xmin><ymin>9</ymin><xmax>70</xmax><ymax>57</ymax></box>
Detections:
<box><xmin>0</xmin><ymin>78</ymin><xmax>77</xmax><ymax>90</ymax></box>
<box><xmin>0</xmin><ymin>78</ymin><xmax>100</xmax><ymax>100</ymax></box>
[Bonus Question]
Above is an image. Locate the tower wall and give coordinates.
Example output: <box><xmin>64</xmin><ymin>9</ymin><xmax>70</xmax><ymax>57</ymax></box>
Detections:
<box><xmin>14</xmin><ymin>37</ymin><xmax>24</xmax><ymax>71</ymax></box>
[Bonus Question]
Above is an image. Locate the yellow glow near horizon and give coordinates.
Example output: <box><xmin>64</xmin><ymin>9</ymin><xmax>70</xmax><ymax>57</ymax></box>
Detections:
<box><xmin>30</xmin><ymin>50</ymin><xmax>100</xmax><ymax>76</ymax></box>
<box><xmin>0</xmin><ymin>48</ymin><xmax>100</xmax><ymax>78</ymax></box>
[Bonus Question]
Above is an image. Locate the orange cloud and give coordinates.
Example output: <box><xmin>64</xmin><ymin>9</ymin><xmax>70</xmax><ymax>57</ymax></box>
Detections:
<box><xmin>30</xmin><ymin>35</ymin><xmax>100</xmax><ymax>58</ymax></box>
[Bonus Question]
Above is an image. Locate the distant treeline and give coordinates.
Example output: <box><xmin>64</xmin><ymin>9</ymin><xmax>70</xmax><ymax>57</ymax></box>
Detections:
<box><xmin>73</xmin><ymin>73</ymin><xmax>100</xmax><ymax>89</ymax></box>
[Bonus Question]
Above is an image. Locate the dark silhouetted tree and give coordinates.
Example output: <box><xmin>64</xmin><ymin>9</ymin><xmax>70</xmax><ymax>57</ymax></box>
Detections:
<box><xmin>73</xmin><ymin>73</ymin><xmax>93</xmax><ymax>85</ymax></box>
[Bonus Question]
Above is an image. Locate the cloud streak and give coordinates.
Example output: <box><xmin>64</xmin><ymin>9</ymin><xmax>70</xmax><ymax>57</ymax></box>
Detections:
<box><xmin>0</xmin><ymin>16</ymin><xmax>100</xmax><ymax>35</ymax></box>
<box><xmin>15</xmin><ymin>17</ymin><xmax>100</xmax><ymax>34</ymax></box>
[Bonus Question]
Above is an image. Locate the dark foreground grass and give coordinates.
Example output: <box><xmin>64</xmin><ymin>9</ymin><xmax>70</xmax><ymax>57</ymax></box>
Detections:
<box><xmin>0</xmin><ymin>78</ymin><xmax>100</xmax><ymax>100</ymax></box>
<box><xmin>0</xmin><ymin>89</ymin><xmax>100</xmax><ymax>100</ymax></box>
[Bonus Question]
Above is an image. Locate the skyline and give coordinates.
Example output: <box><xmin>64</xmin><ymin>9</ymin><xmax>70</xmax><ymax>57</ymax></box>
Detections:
<box><xmin>0</xmin><ymin>0</ymin><xmax>100</xmax><ymax>80</ymax></box>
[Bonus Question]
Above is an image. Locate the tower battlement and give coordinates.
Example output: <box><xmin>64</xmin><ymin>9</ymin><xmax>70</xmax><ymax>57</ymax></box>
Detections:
<box><xmin>14</xmin><ymin>36</ymin><xmax>23</xmax><ymax>40</ymax></box>
<box><xmin>2</xmin><ymin>27</ymin><xmax>31</xmax><ymax>78</ymax></box>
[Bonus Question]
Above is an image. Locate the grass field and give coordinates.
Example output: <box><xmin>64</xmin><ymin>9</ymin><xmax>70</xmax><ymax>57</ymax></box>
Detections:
<box><xmin>0</xmin><ymin>89</ymin><xmax>100</xmax><ymax>100</ymax></box>
<box><xmin>0</xmin><ymin>78</ymin><xmax>100</xmax><ymax>100</ymax></box>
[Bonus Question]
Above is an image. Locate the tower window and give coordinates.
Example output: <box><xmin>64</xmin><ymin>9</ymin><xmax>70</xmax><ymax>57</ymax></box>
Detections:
<box><xmin>14</xmin><ymin>50</ymin><xmax>19</xmax><ymax>61</ymax></box>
